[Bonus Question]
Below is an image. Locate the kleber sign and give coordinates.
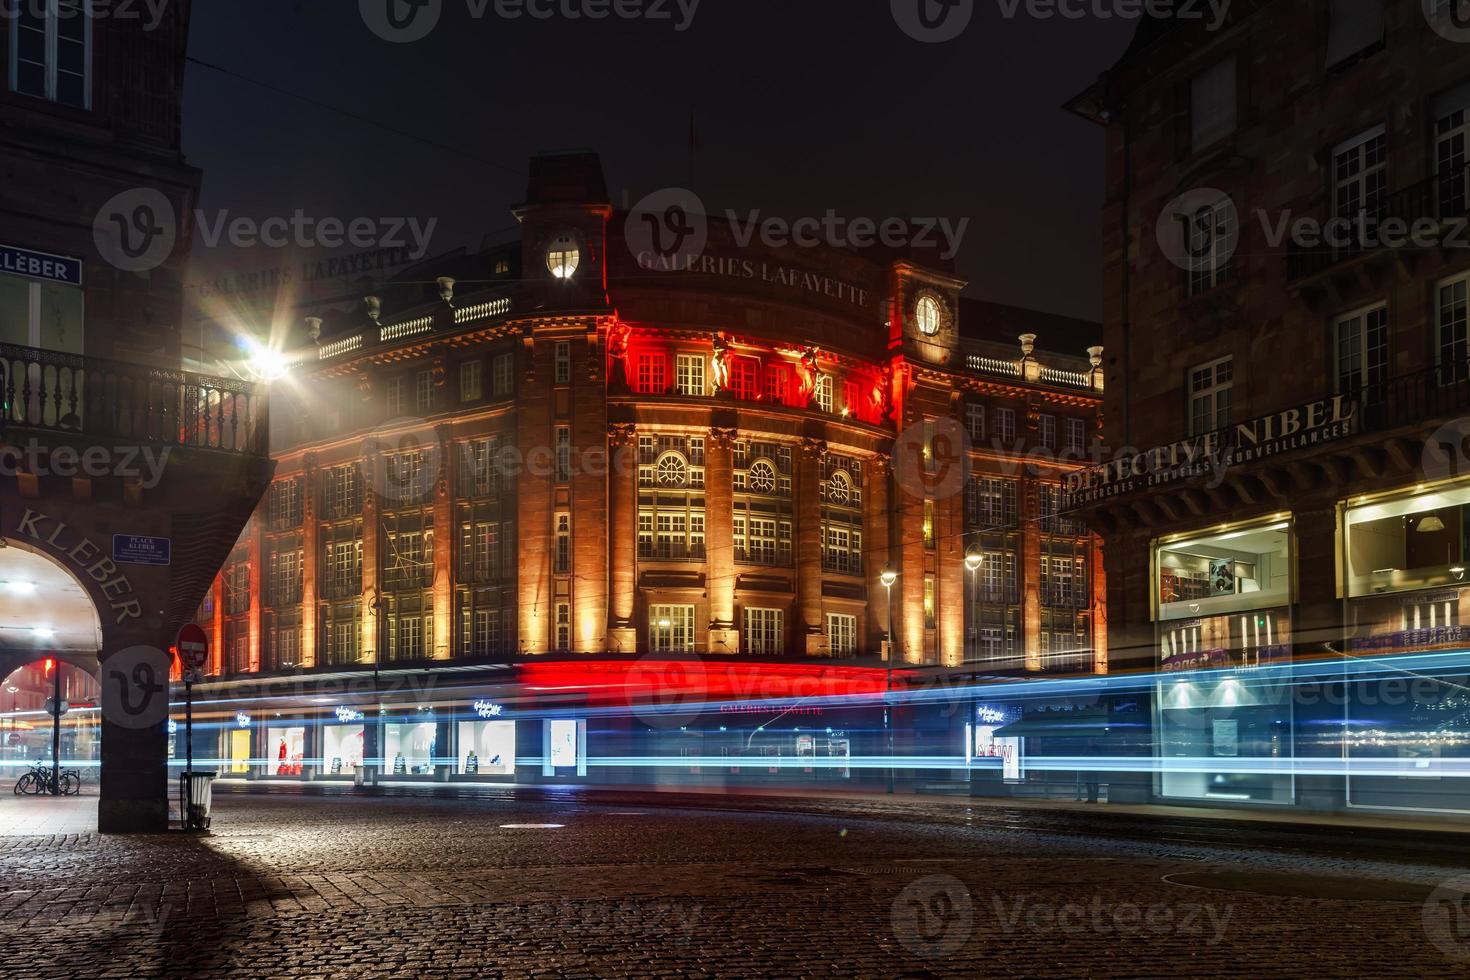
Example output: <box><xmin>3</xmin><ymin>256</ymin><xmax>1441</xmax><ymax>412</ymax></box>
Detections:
<box><xmin>1063</xmin><ymin>395</ymin><xmax>1359</xmax><ymax>509</ymax></box>
<box><xmin>0</xmin><ymin>244</ymin><xmax>83</xmax><ymax>287</ymax></box>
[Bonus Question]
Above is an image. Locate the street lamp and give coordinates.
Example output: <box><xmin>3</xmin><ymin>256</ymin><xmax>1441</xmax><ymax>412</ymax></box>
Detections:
<box><xmin>965</xmin><ymin>548</ymin><xmax>983</xmax><ymax>662</ymax></box>
<box><xmin>878</xmin><ymin>565</ymin><xmax>897</xmax><ymax>794</ymax></box>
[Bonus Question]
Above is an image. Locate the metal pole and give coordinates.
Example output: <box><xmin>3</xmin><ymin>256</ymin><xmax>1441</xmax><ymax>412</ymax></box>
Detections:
<box><xmin>185</xmin><ymin>680</ymin><xmax>193</xmax><ymax>775</ymax></box>
<box><xmin>51</xmin><ymin>663</ymin><xmax>61</xmax><ymax>795</ymax></box>
<box><xmin>885</xmin><ymin>582</ymin><xmax>895</xmax><ymax>795</ymax></box>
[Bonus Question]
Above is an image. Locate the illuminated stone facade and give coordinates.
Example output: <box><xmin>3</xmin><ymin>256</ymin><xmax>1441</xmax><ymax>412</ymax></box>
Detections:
<box><xmin>203</xmin><ymin>152</ymin><xmax>1107</xmax><ymax>681</ymax></box>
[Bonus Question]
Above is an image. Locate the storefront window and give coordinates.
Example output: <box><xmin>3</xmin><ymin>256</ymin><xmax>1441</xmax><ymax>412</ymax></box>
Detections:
<box><xmin>384</xmin><ymin>720</ymin><xmax>437</xmax><ymax>775</ymax></box>
<box><xmin>1344</xmin><ymin>484</ymin><xmax>1470</xmax><ymax>655</ymax></box>
<box><xmin>457</xmin><ymin>720</ymin><xmax>515</xmax><ymax>775</ymax></box>
<box><xmin>322</xmin><ymin>723</ymin><xmax>365</xmax><ymax>775</ymax></box>
<box><xmin>267</xmin><ymin>725</ymin><xmax>305</xmax><ymax>776</ymax></box>
<box><xmin>1154</xmin><ymin>519</ymin><xmax>1295</xmax><ymax>805</ymax></box>
<box><xmin>227</xmin><ymin>728</ymin><xmax>251</xmax><ymax>774</ymax></box>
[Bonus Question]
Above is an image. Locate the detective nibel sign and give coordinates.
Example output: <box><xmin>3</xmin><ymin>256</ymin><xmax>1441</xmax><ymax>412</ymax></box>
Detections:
<box><xmin>1062</xmin><ymin>395</ymin><xmax>1359</xmax><ymax>509</ymax></box>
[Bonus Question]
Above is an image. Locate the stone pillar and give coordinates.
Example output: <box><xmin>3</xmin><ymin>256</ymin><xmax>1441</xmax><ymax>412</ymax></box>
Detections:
<box><xmin>936</xmin><ymin>486</ymin><xmax>964</xmax><ymax>667</ymax></box>
<box><xmin>865</xmin><ymin>456</ymin><xmax>892</xmax><ymax>656</ymax></box>
<box><xmin>796</xmin><ymin>438</ymin><xmax>826</xmax><ymax>656</ymax></box>
<box><xmin>210</xmin><ymin>576</ymin><xmax>225</xmax><ymax>676</ymax></box>
<box><xmin>362</xmin><ymin>453</ymin><xmax>380</xmax><ymax>665</ymax></box>
<box><xmin>607</xmin><ymin>423</ymin><xmax>638</xmax><ymax>653</ymax></box>
<box><xmin>97</xmin><ymin>640</ymin><xmax>171</xmax><ymax>833</ymax></box>
<box><xmin>1021</xmin><ymin>474</ymin><xmax>1042</xmax><ymax>672</ymax></box>
<box><xmin>433</xmin><ymin>425</ymin><xmax>454</xmax><ymax>660</ymax></box>
<box><xmin>705</xmin><ymin>426</ymin><xmax>738</xmax><ymax>653</ymax></box>
<box><xmin>300</xmin><ymin>456</ymin><xmax>320</xmax><ymax>668</ymax></box>
<box><xmin>1090</xmin><ymin>533</ymin><xmax>1108</xmax><ymax>674</ymax></box>
<box><xmin>246</xmin><ymin>517</ymin><xmax>262</xmax><ymax>672</ymax></box>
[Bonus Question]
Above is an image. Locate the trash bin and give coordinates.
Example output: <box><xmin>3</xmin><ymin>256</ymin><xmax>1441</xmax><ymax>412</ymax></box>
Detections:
<box><xmin>180</xmin><ymin>770</ymin><xmax>217</xmax><ymax>831</ymax></box>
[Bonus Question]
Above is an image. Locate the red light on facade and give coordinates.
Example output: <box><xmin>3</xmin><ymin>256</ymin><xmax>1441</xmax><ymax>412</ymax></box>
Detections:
<box><xmin>42</xmin><ymin>658</ymin><xmax>54</xmax><ymax>677</ymax></box>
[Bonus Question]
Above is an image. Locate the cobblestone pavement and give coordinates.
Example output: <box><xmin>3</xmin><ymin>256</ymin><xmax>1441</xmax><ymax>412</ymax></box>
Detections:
<box><xmin>2</xmin><ymin>789</ymin><xmax>1469</xmax><ymax>978</ymax></box>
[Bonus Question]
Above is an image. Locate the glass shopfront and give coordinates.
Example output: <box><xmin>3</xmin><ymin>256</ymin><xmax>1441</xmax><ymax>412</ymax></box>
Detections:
<box><xmin>267</xmin><ymin>725</ymin><xmax>306</xmax><ymax>776</ymax></box>
<box><xmin>1343</xmin><ymin>483</ymin><xmax>1470</xmax><ymax>655</ymax></box>
<box><xmin>385</xmin><ymin>720</ymin><xmax>438</xmax><ymax>775</ymax></box>
<box><xmin>457</xmin><ymin>720</ymin><xmax>515</xmax><ymax>775</ymax></box>
<box><xmin>227</xmin><ymin>728</ymin><xmax>251</xmax><ymax>774</ymax></box>
<box><xmin>1154</xmin><ymin>518</ymin><xmax>1295</xmax><ymax>804</ymax></box>
<box><xmin>322</xmin><ymin>723</ymin><xmax>365</xmax><ymax>776</ymax></box>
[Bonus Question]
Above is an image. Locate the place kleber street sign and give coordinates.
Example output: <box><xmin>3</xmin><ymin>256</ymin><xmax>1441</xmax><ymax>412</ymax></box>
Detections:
<box><xmin>176</xmin><ymin>623</ymin><xmax>208</xmax><ymax>682</ymax></box>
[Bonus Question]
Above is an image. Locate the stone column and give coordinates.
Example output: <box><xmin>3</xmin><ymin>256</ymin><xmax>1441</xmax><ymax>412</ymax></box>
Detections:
<box><xmin>362</xmin><ymin>453</ymin><xmax>380</xmax><ymax>665</ymax></box>
<box><xmin>705</xmin><ymin>426</ymin><xmax>738</xmax><ymax>654</ymax></box>
<box><xmin>864</xmin><ymin>455</ymin><xmax>892</xmax><ymax>656</ymax></box>
<box><xmin>433</xmin><ymin>425</ymin><xmax>454</xmax><ymax>660</ymax></box>
<box><xmin>300</xmin><ymin>457</ymin><xmax>320</xmax><ymax>669</ymax></box>
<box><xmin>1021</xmin><ymin>474</ymin><xmax>1042</xmax><ymax>672</ymax></box>
<box><xmin>936</xmin><ymin>486</ymin><xmax>964</xmax><ymax>667</ymax></box>
<box><xmin>1090</xmin><ymin>533</ymin><xmax>1108</xmax><ymax>674</ymax></box>
<box><xmin>246</xmin><ymin>516</ymin><xmax>263</xmax><ymax>672</ymax></box>
<box><xmin>796</xmin><ymin>438</ymin><xmax>826</xmax><ymax>656</ymax></box>
<box><xmin>607</xmin><ymin>423</ymin><xmax>638</xmax><ymax>653</ymax></box>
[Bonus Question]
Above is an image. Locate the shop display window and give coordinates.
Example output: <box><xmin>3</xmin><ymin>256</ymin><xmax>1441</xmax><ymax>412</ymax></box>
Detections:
<box><xmin>384</xmin><ymin>721</ymin><xmax>438</xmax><ymax>775</ymax></box>
<box><xmin>457</xmin><ymin>720</ymin><xmax>515</xmax><ymax>775</ymax></box>
<box><xmin>1155</xmin><ymin>521</ymin><xmax>1290</xmax><ymax>622</ymax></box>
<box><xmin>267</xmin><ymin>726</ymin><xmax>306</xmax><ymax>776</ymax></box>
<box><xmin>1345</xmin><ymin>484</ymin><xmax>1470</xmax><ymax>598</ymax></box>
<box><xmin>322</xmin><ymin>724</ymin><xmax>365</xmax><ymax>775</ymax></box>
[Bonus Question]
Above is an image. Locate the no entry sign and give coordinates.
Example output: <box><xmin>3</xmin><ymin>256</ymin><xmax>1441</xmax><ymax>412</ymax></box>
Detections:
<box><xmin>176</xmin><ymin>623</ymin><xmax>209</xmax><ymax>672</ymax></box>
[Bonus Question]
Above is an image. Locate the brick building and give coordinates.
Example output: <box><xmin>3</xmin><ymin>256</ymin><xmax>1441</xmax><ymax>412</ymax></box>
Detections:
<box><xmin>192</xmin><ymin>150</ymin><xmax>1107</xmax><ymax>787</ymax></box>
<box><xmin>1068</xmin><ymin>0</ymin><xmax>1470</xmax><ymax>811</ymax></box>
<box><xmin>0</xmin><ymin>1</ymin><xmax>272</xmax><ymax>829</ymax></box>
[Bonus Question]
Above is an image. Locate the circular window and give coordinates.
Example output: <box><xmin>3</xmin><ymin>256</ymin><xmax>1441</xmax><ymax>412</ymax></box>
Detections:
<box><xmin>655</xmin><ymin>451</ymin><xmax>689</xmax><ymax>488</ymax></box>
<box><xmin>747</xmin><ymin>459</ymin><xmax>777</xmax><ymax>494</ymax></box>
<box><xmin>915</xmin><ymin>295</ymin><xmax>942</xmax><ymax>336</ymax></box>
<box><xmin>547</xmin><ymin>234</ymin><xmax>581</xmax><ymax>280</ymax></box>
<box><xmin>827</xmin><ymin>470</ymin><xmax>852</xmax><ymax>505</ymax></box>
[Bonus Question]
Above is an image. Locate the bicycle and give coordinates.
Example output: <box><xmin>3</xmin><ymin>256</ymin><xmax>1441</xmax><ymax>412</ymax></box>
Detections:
<box><xmin>12</xmin><ymin>763</ymin><xmax>82</xmax><ymax>796</ymax></box>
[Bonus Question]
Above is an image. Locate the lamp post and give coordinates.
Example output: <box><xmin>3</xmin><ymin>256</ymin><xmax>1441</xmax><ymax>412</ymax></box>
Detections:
<box><xmin>964</xmin><ymin>548</ymin><xmax>983</xmax><ymax>662</ymax></box>
<box><xmin>879</xmin><ymin>565</ymin><xmax>897</xmax><ymax>794</ymax></box>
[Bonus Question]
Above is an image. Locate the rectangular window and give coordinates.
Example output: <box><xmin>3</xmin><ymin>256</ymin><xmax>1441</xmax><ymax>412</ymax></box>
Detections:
<box><xmin>1435</xmin><ymin>84</ymin><xmax>1470</xmax><ymax>218</ymax></box>
<box><xmin>923</xmin><ymin>577</ymin><xmax>936</xmax><ymax>629</ymax></box>
<box><xmin>554</xmin><ymin>512</ymin><xmax>571</xmax><ymax>574</ymax></box>
<box><xmin>675</xmin><ymin>353</ymin><xmax>706</xmax><ymax>396</ymax></box>
<box><xmin>386</xmin><ymin>377</ymin><xmax>405</xmax><ymax>416</ymax></box>
<box><xmin>635</xmin><ymin>353</ymin><xmax>667</xmax><ymax>394</ymax></box>
<box><xmin>554</xmin><ymin>602</ymin><xmax>571</xmax><ymax>652</ymax></box>
<box><xmin>492</xmin><ymin>352</ymin><xmax>515</xmax><ymax>396</ymax></box>
<box><xmin>1156</xmin><ymin>520</ymin><xmax>1291</xmax><ymax>620</ymax></box>
<box><xmin>1335</xmin><ymin>304</ymin><xmax>1388</xmax><ymax>395</ymax></box>
<box><xmin>414</xmin><ymin>369</ymin><xmax>435</xmax><ymax>413</ymax></box>
<box><xmin>923</xmin><ymin>499</ymin><xmax>936</xmax><ymax>550</ymax></box>
<box><xmin>744</xmin><ymin>607</ymin><xmax>785</xmax><ymax>655</ymax></box>
<box><xmin>554</xmin><ymin>341</ymin><xmax>572</xmax><ymax>385</ymax></box>
<box><xmin>1064</xmin><ymin>418</ymin><xmax>1085</xmax><ymax>456</ymax></box>
<box><xmin>1325</xmin><ymin>0</ymin><xmax>1384</xmax><ymax>70</ymax></box>
<box><xmin>729</xmin><ymin>358</ymin><xmax>759</xmax><ymax>400</ymax></box>
<box><xmin>649</xmin><ymin>604</ymin><xmax>695</xmax><ymax>653</ymax></box>
<box><xmin>459</xmin><ymin>521</ymin><xmax>506</xmax><ymax>581</ymax></box>
<box><xmin>1185</xmin><ymin>196</ymin><xmax>1235</xmax><ymax>295</ymax></box>
<box><xmin>1189</xmin><ymin>357</ymin><xmax>1232</xmax><ymax>435</ymax></box>
<box><xmin>993</xmin><ymin>407</ymin><xmax>1016</xmax><ymax>445</ymax></box>
<box><xmin>966</xmin><ymin>477</ymin><xmax>1018</xmax><ymax>529</ymax></box>
<box><xmin>765</xmin><ymin>364</ymin><xmax>790</xmax><ymax>404</ymax></box>
<box><xmin>267</xmin><ymin>548</ymin><xmax>303</xmax><ymax>606</ymax></box>
<box><xmin>268</xmin><ymin>478</ymin><xmax>303</xmax><ymax>529</ymax></box>
<box><xmin>324</xmin><ymin>465</ymin><xmax>362</xmax><ymax>519</ymax></box>
<box><xmin>1333</xmin><ymin>127</ymin><xmax>1387</xmax><ymax>230</ymax></box>
<box><xmin>1440</xmin><ymin>274</ymin><xmax>1470</xmax><ymax>384</ymax></box>
<box><xmin>827</xmin><ymin>614</ymin><xmax>858</xmax><ymax>656</ymax></box>
<box><xmin>554</xmin><ymin>426</ymin><xmax>571</xmax><ymax>484</ymax></box>
<box><xmin>9</xmin><ymin>0</ymin><xmax>90</xmax><ymax>108</ymax></box>
<box><xmin>458</xmin><ymin>437</ymin><xmax>502</xmax><ymax>499</ymax></box>
<box><xmin>460</xmin><ymin>361</ymin><xmax>482</xmax><ymax>402</ymax></box>
<box><xmin>965</xmin><ymin>403</ymin><xmax>985</xmax><ymax>443</ymax></box>
<box><xmin>815</xmin><ymin>374</ymin><xmax>835</xmax><ymax>414</ymax></box>
<box><xmin>1038</xmin><ymin>414</ymin><xmax>1056</xmax><ymax>450</ymax></box>
<box><xmin>1190</xmin><ymin>58</ymin><xmax>1236</xmax><ymax>153</ymax></box>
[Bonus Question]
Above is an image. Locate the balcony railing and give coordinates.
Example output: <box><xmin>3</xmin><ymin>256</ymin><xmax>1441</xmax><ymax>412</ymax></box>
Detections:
<box><xmin>1357</xmin><ymin>359</ymin><xmax>1470</xmax><ymax>435</ymax></box>
<box><xmin>638</xmin><ymin>541</ymin><xmax>706</xmax><ymax>561</ymax></box>
<box><xmin>735</xmin><ymin>546</ymin><xmax>794</xmax><ymax>567</ymax></box>
<box><xmin>1287</xmin><ymin>167</ymin><xmax>1470</xmax><ymax>282</ymax></box>
<box><xmin>821</xmin><ymin>551</ymin><xmax>863</xmax><ymax>576</ymax></box>
<box><xmin>0</xmin><ymin>342</ymin><xmax>267</xmax><ymax>455</ymax></box>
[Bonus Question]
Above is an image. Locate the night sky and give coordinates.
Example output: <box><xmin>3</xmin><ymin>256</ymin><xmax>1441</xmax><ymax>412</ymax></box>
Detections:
<box><xmin>182</xmin><ymin>1</ymin><xmax>1135</xmax><ymax>323</ymax></box>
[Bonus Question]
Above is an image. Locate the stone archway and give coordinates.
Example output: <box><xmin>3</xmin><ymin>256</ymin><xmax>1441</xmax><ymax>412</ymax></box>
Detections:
<box><xmin>0</xmin><ymin>541</ymin><xmax>104</xmax><ymax>682</ymax></box>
